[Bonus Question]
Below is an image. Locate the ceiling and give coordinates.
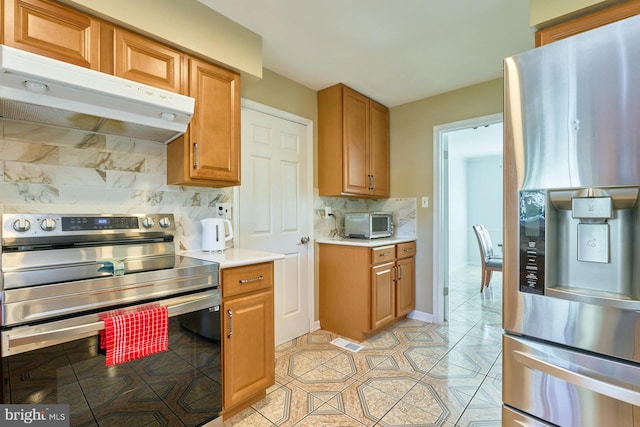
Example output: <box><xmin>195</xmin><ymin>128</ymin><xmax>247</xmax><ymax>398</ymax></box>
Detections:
<box><xmin>198</xmin><ymin>0</ymin><xmax>535</xmax><ymax>107</ymax></box>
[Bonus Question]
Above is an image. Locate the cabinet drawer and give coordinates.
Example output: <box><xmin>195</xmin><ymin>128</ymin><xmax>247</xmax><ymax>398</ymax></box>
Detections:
<box><xmin>371</xmin><ymin>245</ymin><xmax>395</xmax><ymax>265</ymax></box>
<box><xmin>397</xmin><ymin>241</ymin><xmax>416</xmax><ymax>259</ymax></box>
<box><xmin>222</xmin><ymin>262</ymin><xmax>273</xmax><ymax>298</ymax></box>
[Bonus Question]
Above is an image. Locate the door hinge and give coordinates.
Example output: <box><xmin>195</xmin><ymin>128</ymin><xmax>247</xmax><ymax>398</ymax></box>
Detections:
<box><xmin>443</xmin><ymin>287</ymin><xmax>449</xmax><ymax>296</ymax></box>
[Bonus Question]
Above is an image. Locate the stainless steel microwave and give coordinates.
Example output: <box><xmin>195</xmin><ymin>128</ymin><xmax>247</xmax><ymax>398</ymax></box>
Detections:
<box><xmin>344</xmin><ymin>212</ymin><xmax>393</xmax><ymax>239</ymax></box>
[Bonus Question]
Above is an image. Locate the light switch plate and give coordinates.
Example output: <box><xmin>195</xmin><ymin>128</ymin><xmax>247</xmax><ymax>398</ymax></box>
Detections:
<box><xmin>421</xmin><ymin>196</ymin><xmax>429</xmax><ymax>208</ymax></box>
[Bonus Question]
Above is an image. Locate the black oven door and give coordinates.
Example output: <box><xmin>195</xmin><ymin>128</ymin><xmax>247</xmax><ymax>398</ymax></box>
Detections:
<box><xmin>1</xmin><ymin>290</ymin><xmax>222</xmax><ymax>426</ymax></box>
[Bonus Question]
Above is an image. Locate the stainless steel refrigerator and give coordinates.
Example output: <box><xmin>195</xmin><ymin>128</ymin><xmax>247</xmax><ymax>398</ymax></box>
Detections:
<box><xmin>503</xmin><ymin>15</ymin><xmax>640</xmax><ymax>427</ymax></box>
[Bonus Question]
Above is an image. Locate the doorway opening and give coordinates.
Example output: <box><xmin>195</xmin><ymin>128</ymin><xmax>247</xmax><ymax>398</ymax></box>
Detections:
<box><xmin>433</xmin><ymin>113</ymin><xmax>503</xmax><ymax>322</ymax></box>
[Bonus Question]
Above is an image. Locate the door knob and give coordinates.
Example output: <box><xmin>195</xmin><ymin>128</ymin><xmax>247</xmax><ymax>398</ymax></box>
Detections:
<box><xmin>299</xmin><ymin>236</ymin><xmax>310</xmax><ymax>244</ymax></box>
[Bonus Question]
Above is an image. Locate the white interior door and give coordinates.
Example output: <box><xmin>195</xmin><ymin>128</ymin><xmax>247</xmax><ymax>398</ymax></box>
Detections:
<box><xmin>239</xmin><ymin>101</ymin><xmax>312</xmax><ymax>345</ymax></box>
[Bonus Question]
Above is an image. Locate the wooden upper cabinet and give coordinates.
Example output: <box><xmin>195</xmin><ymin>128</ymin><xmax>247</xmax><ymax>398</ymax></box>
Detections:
<box><xmin>167</xmin><ymin>57</ymin><xmax>241</xmax><ymax>187</ymax></box>
<box><xmin>3</xmin><ymin>0</ymin><xmax>99</xmax><ymax>69</ymax></box>
<box><xmin>536</xmin><ymin>0</ymin><xmax>640</xmax><ymax>46</ymax></box>
<box><xmin>0</xmin><ymin>0</ymin><xmax>4</xmax><ymax>44</ymax></box>
<box><xmin>318</xmin><ymin>83</ymin><xmax>390</xmax><ymax>198</ymax></box>
<box><xmin>101</xmin><ymin>25</ymin><xmax>184</xmax><ymax>93</ymax></box>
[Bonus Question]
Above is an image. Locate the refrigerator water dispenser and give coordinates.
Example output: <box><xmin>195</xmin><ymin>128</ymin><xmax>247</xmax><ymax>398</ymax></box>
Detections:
<box><xmin>545</xmin><ymin>187</ymin><xmax>640</xmax><ymax>300</ymax></box>
<box><xmin>572</xmin><ymin>196</ymin><xmax>613</xmax><ymax>264</ymax></box>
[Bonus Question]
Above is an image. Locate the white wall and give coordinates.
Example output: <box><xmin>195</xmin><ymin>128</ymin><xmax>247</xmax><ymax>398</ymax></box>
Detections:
<box><xmin>466</xmin><ymin>155</ymin><xmax>503</xmax><ymax>263</ymax></box>
<box><xmin>447</xmin><ymin>153</ymin><xmax>468</xmax><ymax>271</ymax></box>
<box><xmin>446</xmin><ymin>123</ymin><xmax>503</xmax><ymax>270</ymax></box>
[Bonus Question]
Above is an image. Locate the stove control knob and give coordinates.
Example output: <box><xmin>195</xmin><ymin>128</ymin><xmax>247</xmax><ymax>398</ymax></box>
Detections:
<box><xmin>159</xmin><ymin>217</ymin><xmax>171</xmax><ymax>228</ymax></box>
<box><xmin>141</xmin><ymin>217</ymin><xmax>155</xmax><ymax>229</ymax></box>
<box><xmin>40</xmin><ymin>218</ymin><xmax>57</xmax><ymax>231</ymax></box>
<box><xmin>12</xmin><ymin>218</ymin><xmax>31</xmax><ymax>232</ymax></box>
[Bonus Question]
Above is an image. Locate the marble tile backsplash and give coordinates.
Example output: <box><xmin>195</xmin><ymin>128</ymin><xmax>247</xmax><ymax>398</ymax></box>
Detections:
<box><xmin>0</xmin><ymin>120</ymin><xmax>417</xmax><ymax>249</ymax></box>
<box><xmin>313</xmin><ymin>194</ymin><xmax>417</xmax><ymax>240</ymax></box>
<box><xmin>0</xmin><ymin>120</ymin><xmax>231</xmax><ymax>251</ymax></box>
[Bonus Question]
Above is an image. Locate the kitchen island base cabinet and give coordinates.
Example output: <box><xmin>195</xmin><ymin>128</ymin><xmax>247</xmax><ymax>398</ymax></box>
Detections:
<box><xmin>221</xmin><ymin>262</ymin><xmax>275</xmax><ymax>418</ymax></box>
<box><xmin>319</xmin><ymin>241</ymin><xmax>416</xmax><ymax>342</ymax></box>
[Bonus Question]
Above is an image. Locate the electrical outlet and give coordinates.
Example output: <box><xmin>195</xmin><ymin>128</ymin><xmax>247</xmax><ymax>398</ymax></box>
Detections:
<box><xmin>215</xmin><ymin>203</ymin><xmax>232</xmax><ymax>219</ymax></box>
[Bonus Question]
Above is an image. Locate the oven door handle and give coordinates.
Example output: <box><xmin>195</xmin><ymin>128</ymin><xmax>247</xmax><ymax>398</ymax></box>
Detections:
<box><xmin>2</xmin><ymin>289</ymin><xmax>220</xmax><ymax>357</ymax></box>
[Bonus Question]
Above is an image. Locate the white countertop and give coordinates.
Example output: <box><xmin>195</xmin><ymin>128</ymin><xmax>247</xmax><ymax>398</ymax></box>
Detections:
<box><xmin>181</xmin><ymin>248</ymin><xmax>285</xmax><ymax>269</ymax></box>
<box><xmin>315</xmin><ymin>237</ymin><xmax>416</xmax><ymax>247</ymax></box>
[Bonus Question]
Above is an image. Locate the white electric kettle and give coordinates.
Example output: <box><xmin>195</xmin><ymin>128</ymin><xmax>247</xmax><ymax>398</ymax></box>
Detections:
<box><xmin>201</xmin><ymin>218</ymin><xmax>234</xmax><ymax>252</ymax></box>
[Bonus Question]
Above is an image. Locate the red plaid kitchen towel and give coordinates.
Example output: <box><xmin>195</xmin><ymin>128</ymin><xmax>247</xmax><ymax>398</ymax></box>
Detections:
<box><xmin>102</xmin><ymin>306</ymin><xmax>168</xmax><ymax>366</ymax></box>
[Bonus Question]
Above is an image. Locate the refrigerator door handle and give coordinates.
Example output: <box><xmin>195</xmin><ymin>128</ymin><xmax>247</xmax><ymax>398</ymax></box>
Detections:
<box><xmin>513</xmin><ymin>349</ymin><xmax>640</xmax><ymax>407</ymax></box>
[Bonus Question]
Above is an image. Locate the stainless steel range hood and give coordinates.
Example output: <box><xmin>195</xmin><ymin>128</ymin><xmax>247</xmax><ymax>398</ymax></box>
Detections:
<box><xmin>0</xmin><ymin>45</ymin><xmax>194</xmax><ymax>143</ymax></box>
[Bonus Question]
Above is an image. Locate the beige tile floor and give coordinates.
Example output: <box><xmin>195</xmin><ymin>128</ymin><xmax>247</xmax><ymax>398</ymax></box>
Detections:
<box><xmin>224</xmin><ymin>265</ymin><xmax>502</xmax><ymax>427</ymax></box>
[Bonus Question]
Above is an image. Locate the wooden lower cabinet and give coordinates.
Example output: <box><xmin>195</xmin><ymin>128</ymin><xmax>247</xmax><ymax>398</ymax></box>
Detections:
<box><xmin>221</xmin><ymin>262</ymin><xmax>275</xmax><ymax>418</ymax></box>
<box><xmin>319</xmin><ymin>241</ymin><xmax>416</xmax><ymax>342</ymax></box>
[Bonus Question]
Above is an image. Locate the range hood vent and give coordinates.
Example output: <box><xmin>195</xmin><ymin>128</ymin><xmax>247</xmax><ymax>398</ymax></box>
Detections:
<box><xmin>0</xmin><ymin>45</ymin><xmax>194</xmax><ymax>143</ymax></box>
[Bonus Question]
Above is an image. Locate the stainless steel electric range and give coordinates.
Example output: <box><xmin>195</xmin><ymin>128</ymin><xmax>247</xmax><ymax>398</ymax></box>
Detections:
<box><xmin>0</xmin><ymin>213</ymin><xmax>223</xmax><ymax>426</ymax></box>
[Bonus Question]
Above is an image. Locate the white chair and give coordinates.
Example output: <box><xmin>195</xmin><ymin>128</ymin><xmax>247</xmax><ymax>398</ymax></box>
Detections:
<box><xmin>472</xmin><ymin>224</ymin><xmax>502</xmax><ymax>292</ymax></box>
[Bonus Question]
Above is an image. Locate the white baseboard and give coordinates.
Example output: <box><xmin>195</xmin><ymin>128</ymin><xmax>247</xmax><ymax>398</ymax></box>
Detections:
<box><xmin>311</xmin><ymin>320</ymin><xmax>321</xmax><ymax>332</ymax></box>
<box><xmin>407</xmin><ymin>310</ymin><xmax>436</xmax><ymax>324</ymax></box>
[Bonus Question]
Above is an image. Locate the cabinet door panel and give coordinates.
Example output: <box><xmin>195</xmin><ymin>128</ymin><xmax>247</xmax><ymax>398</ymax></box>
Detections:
<box><xmin>343</xmin><ymin>87</ymin><xmax>370</xmax><ymax>195</ymax></box>
<box><xmin>189</xmin><ymin>58</ymin><xmax>241</xmax><ymax>184</ymax></box>
<box><xmin>4</xmin><ymin>0</ymin><xmax>99</xmax><ymax>69</ymax></box>
<box><xmin>223</xmin><ymin>290</ymin><xmax>274</xmax><ymax>409</ymax></box>
<box><xmin>371</xmin><ymin>261</ymin><xmax>395</xmax><ymax>330</ymax></box>
<box><xmin>114</xmin><ymin>28</ymin><xmax>182</xmax><ymax>93</ymax></box>
<box><xmin>369</xmin><ymin>100</ymin><xmax>390</xmax><ymax>197</ymax></box>
<box><xmin>396</xmin><ymin>257</ymin><xmax>415</xmax><ymax>317</ymax></box>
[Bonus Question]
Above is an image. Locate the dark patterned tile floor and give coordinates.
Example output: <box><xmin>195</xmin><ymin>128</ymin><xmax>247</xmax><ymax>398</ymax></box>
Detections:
<box><xmin>223</xmin><ymin>265</ymin><xmax>503</xmax><ymax>426</ymax></box>
<box><xmin>5</xmin><ymin>317</ymin><xmax>222</xmax><ymax>427</ymax></box>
